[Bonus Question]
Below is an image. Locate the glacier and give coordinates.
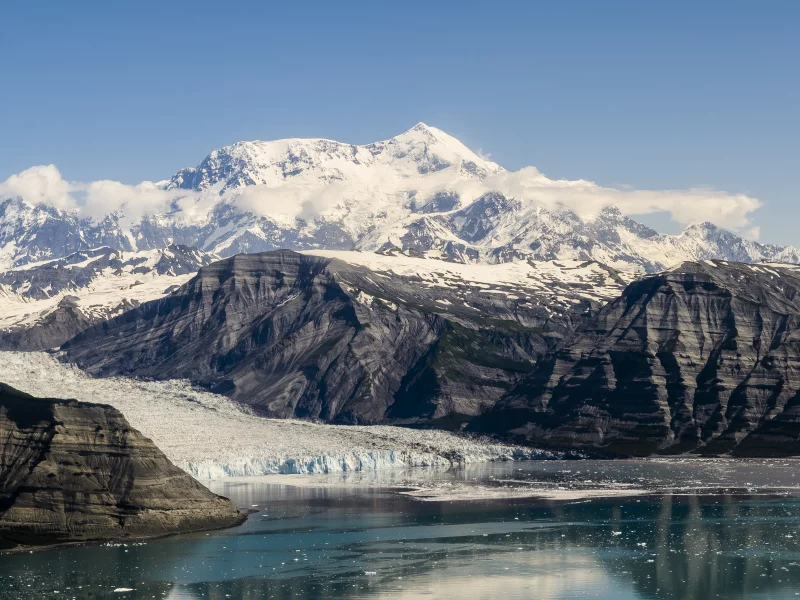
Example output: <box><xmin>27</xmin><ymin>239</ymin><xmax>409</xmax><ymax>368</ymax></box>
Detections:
<box><xmin>0</xmin><ymin>351</ymin><xmax>558</xmax><ymax>480</ymax></box>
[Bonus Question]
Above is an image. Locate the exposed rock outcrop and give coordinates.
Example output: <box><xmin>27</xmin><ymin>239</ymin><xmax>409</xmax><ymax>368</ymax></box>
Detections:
<box><xmin>0</xmin><ymin>245</ymin><xmax>216</xmax><ymax>351</ymax></box>
<box><xmin>0</xmin><ymin>383</ymin><xmax>244</xmax><ymax>549</ymax></box>
<box><xmin>471</xmin><ymin>260</ymin><xmax>800</xmax><ymax>456</ymax></box>
<box><xmin>61</xmin><ymin>250</ymin><xmax>626</xmax><ymax>425</ymax></box>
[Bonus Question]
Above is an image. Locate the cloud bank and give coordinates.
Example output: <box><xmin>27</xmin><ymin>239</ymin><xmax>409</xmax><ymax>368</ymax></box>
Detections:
<box><xmin>467</xmin><ymin>167</ymin><xmax>762</xmax><ymax>231</ymax></box>
<box><xmin>0</xmin><ymin>163</ymin><xmax>763</xmax><ymax>235</ymax></box>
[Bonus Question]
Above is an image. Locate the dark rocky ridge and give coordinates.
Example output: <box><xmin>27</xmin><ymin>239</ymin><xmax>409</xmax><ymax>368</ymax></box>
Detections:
<box><xmin>0</xmin><ymin>244</ymin><xmax>215</xmax><ymax>351</ymax></box>
<box><xmin>0</xmin><ymin>295</ymin><xmax>99</xmax><ymax>352</ymax></box>
<box><xmin>0</xmin><ymin>383</ymin><xmax>244</xmax><ymax>549</ymax></box>
<box><xmin>61</xmin><ymin>250</ymin><xmax>620</xmax><ymax>426</ymax></box>
<box><xmin>471</xmin><ymin>260</ymin><xmax>800</xmax><ymax>456</ymax></box>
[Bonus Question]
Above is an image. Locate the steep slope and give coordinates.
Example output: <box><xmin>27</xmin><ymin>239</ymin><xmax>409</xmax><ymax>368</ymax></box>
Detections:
<box><xmin>361</xmin><ymin>200</ymin><xmax>800</xmax><ymax>271</ymax></box>
<box><xmin>0</xmin><ymin>383</ymin><xmax>243</xmax><ymax>549</ymax></box>
<box><xmin>0</xmin><ymin>124</ymin><xmax>501</xmax><ymax>267</ymax></box>
<box><xmin>61</xmin><ymin>250</ymin><xmax>631</xmax><ymax>425</ymax></box>
<box><xmin>2</xmin><ymin>124</ymin><xmax>796</xmax><ymax>272</ymax></box>
<box><xmin>0</xmin><ymin>245</ymin><xmax>216</xmax><ymax>350</ymax></box>
<box><xmin>471</xmin><ymin>260</ymin><xmax>800</xmax><ymax>456</ymax></box>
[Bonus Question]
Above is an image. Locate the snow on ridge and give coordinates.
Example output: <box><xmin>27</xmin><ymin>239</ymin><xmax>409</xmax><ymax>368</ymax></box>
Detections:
<box><xmin>0</xmin><ymin>352</ymin><xmax>556</xmax><ymax>480</ymax></box>
<box><xmin>0</xmin><ymin>266</ymin><xmax>193</xmax><ymax>329</ymax></box>
<box><xmin>0</xmin><ymin>246</ymin><xmax>211</xmax><ymax>330</ymax></box>
<box><xmin>303</xmin><ymin>249</ymin><xmax>635</xmax><ymax>305</ymax></box>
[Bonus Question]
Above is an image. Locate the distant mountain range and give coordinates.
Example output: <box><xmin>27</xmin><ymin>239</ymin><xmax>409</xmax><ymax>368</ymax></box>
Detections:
<box><xmin>1</xmin><ymin>123</ymin><xmax>797</xmax><ymax>272</ymax></box>
<box><xmin>0</xmin><ymin>245</ymin><xmax>214</xmax><ymax>350</ymax></box>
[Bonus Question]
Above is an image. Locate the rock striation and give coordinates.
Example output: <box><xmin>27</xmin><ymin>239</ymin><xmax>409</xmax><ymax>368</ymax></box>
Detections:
<box><xmin>61</xmin><ymin>250</ymin><xmax>627</xmax><ymax>425</ymax></box>
<box><xmin>471</xmin><ymin>260</ymin><xmax>800</xmax><ymax>456</ymax></box>
<box><xmin>0</xmin><ymin>383</ymin><xmax>243</xmax><ymax>549</ymax></box>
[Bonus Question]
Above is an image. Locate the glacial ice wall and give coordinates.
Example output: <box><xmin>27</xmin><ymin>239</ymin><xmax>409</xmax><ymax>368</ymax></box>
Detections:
<box><xmin>0</xmin><ymin>352</ymin><xmax>556</xmax><ymax>481</ymax></box>
<box><xmin>182</xmin><ymin>446</ymin><xmax>555</xmax><ymax>479</ymax></box>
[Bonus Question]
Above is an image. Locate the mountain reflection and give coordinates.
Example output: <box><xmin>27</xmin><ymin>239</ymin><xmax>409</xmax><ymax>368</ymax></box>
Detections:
<box><xmin>183</xmin><ymin>488</ymin><xmax>800</xmax><ymax>600</ymax></box>
<box><xmin>4</xmin><ymin>469</ymin><xmax>800</xmax><ymax>600</ymax></box>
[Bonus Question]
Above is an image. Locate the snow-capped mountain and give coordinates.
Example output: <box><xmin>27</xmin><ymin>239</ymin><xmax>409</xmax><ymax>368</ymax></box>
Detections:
<box><xmin>0</xmin><ymin>123</ymin><xmax>796</xmax><ymax>272</ymax></box>
<box><xmin>367</xmin><ymin>200</ymin><xmax>800</xmax><ymax>272</ymax></box>
<box><xmin>0</xmin><ymin>245</ymin><xmax>216</xmax><ymax>349</ymax></box>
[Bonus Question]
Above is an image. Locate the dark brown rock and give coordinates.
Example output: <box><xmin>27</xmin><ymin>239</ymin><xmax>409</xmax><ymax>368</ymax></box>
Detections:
<box><xmin>0</xmin><ymin>383</ymin><xmax>244</xmax><ymax>549</ymax></box>
<box><xmin>470</xmin><ymin>260</ymin><xmax>800</xmax><ymax>456</ymax></box>
<box><xmin>60</xmin><ymin>251</ymin><xmax>619</xmax><ymax>426</ymax></box>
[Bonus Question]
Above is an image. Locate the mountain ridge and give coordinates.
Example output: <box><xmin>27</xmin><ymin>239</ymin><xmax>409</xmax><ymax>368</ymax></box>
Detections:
<box><xmin>0</xmin><ymin>124</ymin><xmax>795</xmax><ymax>272</ymax></box>
<box><xmin>60</xmin><ymin>249</ymin><xmax>630</xmax><ymax>425</ymax></box>
<box><xmin>470</xmin><ymin>259</ymin><xmax>800</xmax><ymax>456</ymax></box>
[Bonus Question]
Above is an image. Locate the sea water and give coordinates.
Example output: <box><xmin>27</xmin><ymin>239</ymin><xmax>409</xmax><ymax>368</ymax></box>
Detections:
<box><xmin>4</xmin><ymin>459</ymin><xmax>800</xmax><ymax>599</ymax></box>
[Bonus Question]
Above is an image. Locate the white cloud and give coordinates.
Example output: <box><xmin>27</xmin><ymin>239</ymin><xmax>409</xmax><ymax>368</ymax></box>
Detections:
<box><xmin>0</xmin><ymin>162</ymin><xmax>764</xmax><ymax>234</ymax></box>
<box><xmin>0</xmin><ymin>165</ymin><xmax>76</xmax><ymax>211</ymax></box>
<box><xmin>83</xmin><ymin>180</ymin><xmax>177</xmax><ymax>223</ymax></box>
<box><xmin>230</xmin><ymin>182</ymin><xmax>348</xmax><ymax>226</ymax></box>
<box><xmin>0</xmin><ymin>166</ymin><xmax>214</xmax><ymax>226</ymax></box>
<box><xmin>476</xmin><ymin>148</ymin><xmax>493</xmax><ymax>161</ymax></box>
<box><xmin>441</xmin><ymin>167</ymin><xmax>762</xmax><ymax>230</ymax></box>
<box><xmin>741</xmin><ymin>226</ymin><xmax>761</xmax><ymax>241</ymax></box>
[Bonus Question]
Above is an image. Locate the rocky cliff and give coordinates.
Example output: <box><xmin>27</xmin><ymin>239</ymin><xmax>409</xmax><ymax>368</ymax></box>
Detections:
<box><xmin>61</xmin><ymin>250</ymin><xmax>627</xmax><ymax>425</ymax></box>
<box><xmin>471</xmin><ymin>260</ymin><xmax>800</xmax><ymax>456</ymax></box>
<box><xmin>0</xmin><ymin>383</ymin><xmax>244</xmax><ymax>549</ymax></box>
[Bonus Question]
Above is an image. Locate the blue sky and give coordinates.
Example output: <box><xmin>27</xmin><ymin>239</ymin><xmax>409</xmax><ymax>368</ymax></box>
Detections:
<box><xmin>1</xmin><ymin>1</ymin><xmax>798</xmax><ymax>242</ymax></box>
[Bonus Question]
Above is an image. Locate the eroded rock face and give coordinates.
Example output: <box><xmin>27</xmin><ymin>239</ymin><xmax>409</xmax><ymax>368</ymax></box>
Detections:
<box><xmin>471</xmin><ymin>261</ymin><xmax>800</xmax><ymax>456</ymax></box>
<box><xmin>61</xmin><ymin>250</ymin><xmax>626</xmax><ymax>425</ymax></box>
<box><xmin>0</xmin><ymin>383</ymin><xmax>243</xmax><ymax>549</ymax></box>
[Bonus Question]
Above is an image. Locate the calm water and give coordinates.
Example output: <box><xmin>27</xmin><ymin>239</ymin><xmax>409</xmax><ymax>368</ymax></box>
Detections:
<box><xmin>4</xmin><ymin>459</ymin><xmax>800</xmax><ymax>599</ymax></box>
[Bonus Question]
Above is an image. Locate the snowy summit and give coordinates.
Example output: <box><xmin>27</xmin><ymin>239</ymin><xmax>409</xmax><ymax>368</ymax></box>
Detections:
<box><xmin>0</xmin><ymin>123</ymin><xmax>796</xmax><ymax>272</ymax></box>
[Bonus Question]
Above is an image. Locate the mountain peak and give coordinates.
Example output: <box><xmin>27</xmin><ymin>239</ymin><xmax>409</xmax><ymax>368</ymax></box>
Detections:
<box><xmin>163</xmin><ymin>123</ymin><xmax>503</xmax><ymax>197</ymax></box>
<box><xmin>398</xmin><ymin>122</ymin><xmax>465</xmax><ymax>146</ymax></box>
<box><xmin>399</xmin><ymin>122</ymin><xmax>446</xmax><ymax>139</ymax></box>
<box><xmin>598</xmin><ymin>205</ymin><xmax>624</xmax><ymax>218</ymax></box>
<box><xmin>386</xmin><ymin>123</ymin><xmax>502</xmax><ymax>174</ymax></box>
<box><xmin>682</xmin><ymin>221</ymin><xmax>721</xmax><ymax>236</ymax></box>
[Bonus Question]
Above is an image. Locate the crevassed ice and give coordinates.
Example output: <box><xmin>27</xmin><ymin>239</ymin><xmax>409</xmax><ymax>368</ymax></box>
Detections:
<box><xmin>0</xmin><ymin>351</ymin><xmax>555</xmax><ymax>480</ymax></box>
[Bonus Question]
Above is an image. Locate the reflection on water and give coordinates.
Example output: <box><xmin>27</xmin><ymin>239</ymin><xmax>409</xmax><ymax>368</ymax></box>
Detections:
<box><xmin>4</xmin><ymin>460</ymin><xmax>800</xmax><ymax>599</ymax></box>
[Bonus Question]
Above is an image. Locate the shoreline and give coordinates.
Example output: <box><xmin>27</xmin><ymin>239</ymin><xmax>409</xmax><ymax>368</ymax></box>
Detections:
<box><xmin>204</xmin><ymin>457</ymin><xmax>800</xmax><ymax>504</ymax></box>
<box><xmin>0</xmin><ymin>510</ymin><xmax>250</xmax><ymax>556</ymax></box>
